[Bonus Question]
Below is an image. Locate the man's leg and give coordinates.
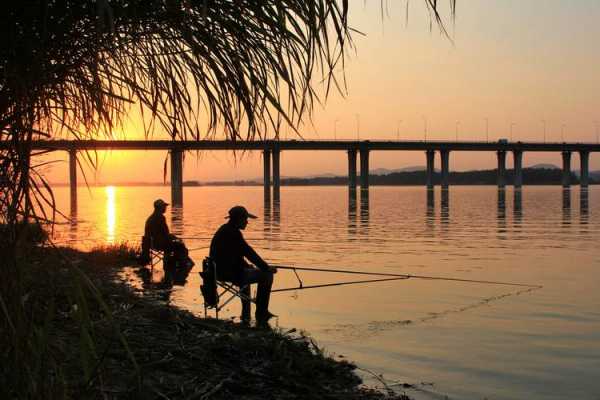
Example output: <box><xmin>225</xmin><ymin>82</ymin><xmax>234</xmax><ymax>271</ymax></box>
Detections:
<box><xmin>239</xmin><ymin>284</ymin><xmax>251</xmax><ymax>322</ymax></box>
<box><xmin>241</xmin><ymin>267</ymin><xmax>274</xmax><ymax>320</ymax></box>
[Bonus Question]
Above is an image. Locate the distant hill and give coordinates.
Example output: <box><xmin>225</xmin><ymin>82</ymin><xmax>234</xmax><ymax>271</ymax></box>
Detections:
<box><xmin>371</xmin><ymin>166</ymin><xmax>439</xmax><ymax>175</ymax></box>
<box><xmin>529</xmin><ymin>163</ymin><xmax>560</xmax><ymax>169</ymax></box>
<box><xmin>368</xmin><ymin>168</ymin><xmax>580</xmax><ymax>186</ymax></box>
<box><xmin>191</xmin><ymin>167</ymin><xmax>592</xmax><ymax>187</ymax></box>
<box><xmin>199</xmin><ymin>166</ymin><xmax>440</xmax><ymax>185</ymax></box>
<box><xmin>301</xmin><ymin>173</ymin><xmax>339</xmax><ymax>179</ymax></box>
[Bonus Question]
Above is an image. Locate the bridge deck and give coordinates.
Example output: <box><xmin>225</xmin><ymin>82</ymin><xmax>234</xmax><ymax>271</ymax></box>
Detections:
<box><xmin>6</xmin><ymin>139</ymin><xmax>600</xmax><ymax>152</ymax></box>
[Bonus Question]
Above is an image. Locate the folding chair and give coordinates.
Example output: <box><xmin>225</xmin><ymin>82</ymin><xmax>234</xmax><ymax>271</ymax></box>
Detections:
<box><xmin>140</xmin><ymin>235</ymin><xmax>175</xmax><ymax>273</ymax></box>
<box><xmin>200</xmin><ymin>257</ymin><xmax>255</xmax><ymax>319</ymax></box>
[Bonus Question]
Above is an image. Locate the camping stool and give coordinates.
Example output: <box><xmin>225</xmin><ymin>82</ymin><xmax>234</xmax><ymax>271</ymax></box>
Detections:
<box><xmin>149</xmin><ymin>247</ymin><xmax>167</xmax><ymax>273</ymax></box>
<box><xmin>200</xmin><ymin>257</ymin><xmax>255</xmax><ymax>319</ymax></box>
<box><xmin>141</xmin><ymin>235</ymin><xmax>175</xmax><ymax>274</ymax></box>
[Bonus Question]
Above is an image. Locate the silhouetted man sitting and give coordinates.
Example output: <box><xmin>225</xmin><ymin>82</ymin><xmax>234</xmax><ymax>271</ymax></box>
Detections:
<box><xmin>209</xmin><ymin>206</ymin><xmax>277</xmax><ymax>324</ymax></box>
<box><xmin>144</xmin><ymin>199</ymin><xmax>194</xmax><ymax>270</ymax></box>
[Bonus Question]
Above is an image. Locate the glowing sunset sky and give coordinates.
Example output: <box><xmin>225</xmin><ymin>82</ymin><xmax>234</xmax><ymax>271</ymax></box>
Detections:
<box><xmin>45</xmin><ymin>0</ymin><xmax>600</xmax><ymax>184</ymax></box>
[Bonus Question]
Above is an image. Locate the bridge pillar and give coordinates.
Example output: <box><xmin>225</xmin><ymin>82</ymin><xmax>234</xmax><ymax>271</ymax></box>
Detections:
<box><xmin>497</xmin><ymin>187</ymin><xmax>506</xmax><ymax>220</ymax></box>
<box><xmin>348</xmin><ymin>149</ymin><xmax>357</xmax><ymax>190</ymax></box>
<box><xmin>513</xmin><ymin>150</ymin><xmax>523</xmax><ymax>188</ymax></box>
<box><xmin>69</xmin><ymin>149</ymin><xmax>77</xmax><ymax>211</ymax></box>
<box><xmin>579</xmin><ymin>151</ymin><xmax>589</xmax><ymax>188</ymax></box>
<box><xmin>426</xmin><ymin>150</ymin><xmax>435</xmax><ymax>189</ymax></box>
<box><xmin>562</xmin><ymin>151</ymin><xmax>572</xmax><ymax>188</ymax></box>
<box><xmin>359</xmin><ymin>145</ymin><xmax>369</xmax><ymax>190</ymax></box>
<box><xmin>170</xmin><ymin>149</ymin><xmax>183</xmax><ymax>206</ymax></box>
<box><xmin>272</xmin><ymin>146</ymin><xmax>280</xmax><ymax>201</ymax></box>
<box><xmin>440</xmin><ymin>149</ymin><xmax>450</xmax><ymax>189</ymax></box>
<box><xmin>263</xmin><ymin>149</ymin><xmax>271</xmax><ymax>200</ymax></box>
<box><xmin>497</xmin><ymin>151</ymin><xmax>507</xmax><ymax>188</ymax></box>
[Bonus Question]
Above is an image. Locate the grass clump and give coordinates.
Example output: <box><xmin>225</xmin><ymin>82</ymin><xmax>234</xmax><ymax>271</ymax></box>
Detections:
<box><xmin>0</xmin><ymin>220</ymin><xmax>48</xmax><ymax>245</ymax></box>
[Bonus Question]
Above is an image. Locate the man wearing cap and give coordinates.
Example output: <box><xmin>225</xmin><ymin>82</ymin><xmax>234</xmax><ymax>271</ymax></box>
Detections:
<box><xmin>144</xmin><ymin>199</ymin><xmax>194</xmax><ymax>269</ymax></box>
<box><xmin>209</xmin><ymin>205</ymin><xmax>277</xmax><ymax>324</ymax></box>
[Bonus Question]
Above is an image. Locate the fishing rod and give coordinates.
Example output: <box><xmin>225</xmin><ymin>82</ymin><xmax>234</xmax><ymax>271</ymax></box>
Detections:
<box><xmin>273</xmin><ymin>265</ymin><xmax>542</xmax><ymax>289</ymax></box>
<box><xmin>188</xmin><ymin>245</ymin><xmax>210</xmax><ymax>251</ymax></box>
<box><xmin>179</xmin><ymin>236</ymin><xmax>347</xmax><ymax>245</ymax></box>
<box><xmin>272</xmin><ymin>276</ymin><xmax>410</xmax><ymax>293</ymax></box>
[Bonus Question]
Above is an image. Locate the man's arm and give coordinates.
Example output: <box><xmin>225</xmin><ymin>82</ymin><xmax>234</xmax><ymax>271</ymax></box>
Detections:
<box><xmin>238</xmin><ymin>233</ymin><xmax>273</xmax><ymax>272</ymax></box>
<box><xmin>158</xmin><ymin>215</ymin><xmax>171</xmax><ymax>238</ymax></box>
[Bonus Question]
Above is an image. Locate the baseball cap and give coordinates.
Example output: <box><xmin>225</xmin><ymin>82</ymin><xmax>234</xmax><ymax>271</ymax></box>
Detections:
<box><xmin>227</xmin><ymin>205</ymin><xmax>257</xmax><ymax>220</ymax></box>
<box><xmin>153</xmin><ymin>199</ymin><xmax>169</xmax><ymax>208</ymax></box>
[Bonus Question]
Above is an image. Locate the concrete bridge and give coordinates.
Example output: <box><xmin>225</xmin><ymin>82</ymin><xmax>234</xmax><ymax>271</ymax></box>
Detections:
<box><xmin>15</xmin><ymin>139</ymin><xmax>600</xmax><ymax>206</ymax></box>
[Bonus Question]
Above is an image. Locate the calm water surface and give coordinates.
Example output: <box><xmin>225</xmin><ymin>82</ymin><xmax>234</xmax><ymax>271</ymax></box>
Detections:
<box><xmin>51</xmin><ymin>186</ymin><xmax>600</xmax><ymax>400</ymax></box>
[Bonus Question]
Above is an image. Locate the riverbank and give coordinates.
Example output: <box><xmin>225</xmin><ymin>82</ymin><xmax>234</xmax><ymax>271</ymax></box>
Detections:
<box><xmin>4</xmin><ymin>243</ymin><xmax>409</xmax><ymax>399</ymax></box>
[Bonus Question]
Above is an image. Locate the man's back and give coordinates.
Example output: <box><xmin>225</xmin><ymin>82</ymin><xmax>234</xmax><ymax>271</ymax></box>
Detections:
<box><xmin>209</xmin><ymin>222</ymin><xmax>267</xmax><ymax>282</ymax></box>
<box><xmin>144</xmin><ymin>211</ymin><xmax>169</xmax><ymax>249</ymax></box>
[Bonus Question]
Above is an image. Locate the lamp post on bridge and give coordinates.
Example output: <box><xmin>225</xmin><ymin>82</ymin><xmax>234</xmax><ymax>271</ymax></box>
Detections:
<box><xmin>510</xmin><ymin>122</ymin><xmax>515</xmax><ymax>141</ymax></box>
<box><xmin>542</xmin><ymin>119</ymin><xmax>546</xmax><ymax>143</ymax></box>
<box><xmin>334</xmin><ymin>119</ymin><xmax>339</xmax><ymax>141</ymax></box>
<box><xmin>423</xmin><ymin>116</ymin><xmax>428</xmax><ymax>142</ymax></box>
<box><xmin>455</xmin><ymin>121</ymin><xmax>460</xmax><ymax>141</ymax></box>
<box><xmin>396</xmin><ymin>120</ymin><xmax>402</xmax><ymax>141</ymax></box>
<box><xmin>485</xmin><ymin>117</ymin><xmax>489</xmax><ymax>142</ymax></box>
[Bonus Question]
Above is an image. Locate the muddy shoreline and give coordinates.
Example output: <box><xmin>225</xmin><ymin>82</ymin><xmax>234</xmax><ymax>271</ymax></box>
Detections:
<box><xmin>8</xmin><ymin>244</ymin><xmax>409</xmax><ymax>399</ymax></box>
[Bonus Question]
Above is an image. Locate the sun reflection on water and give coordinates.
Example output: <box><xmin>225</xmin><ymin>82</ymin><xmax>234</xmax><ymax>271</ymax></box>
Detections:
<box><xmin>105</xmin><ymin>186</ymin><xmax>116</xmax><ymax>243</ymax></box>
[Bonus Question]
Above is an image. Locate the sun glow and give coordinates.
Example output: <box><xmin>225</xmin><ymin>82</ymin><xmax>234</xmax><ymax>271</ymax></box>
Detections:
<box><xmin>105</xmin><ymin>186</ymin><xmax>116</xmax><ymax>243</ymax></box>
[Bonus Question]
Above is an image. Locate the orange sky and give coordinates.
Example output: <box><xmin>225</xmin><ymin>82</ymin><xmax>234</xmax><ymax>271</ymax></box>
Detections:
<box><xmin>42</xmin><ymin>0</ymin><xmax>600</xmax><ymax>184</ymax></box>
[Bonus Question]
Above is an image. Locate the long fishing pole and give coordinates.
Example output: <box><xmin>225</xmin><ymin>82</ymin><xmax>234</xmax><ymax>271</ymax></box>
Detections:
<box><xmin>272</xmin><ymin>276</ymin><xmax>410</xmax><ymax>293</ymax></box>
<box><xmin>273</xmin><ymin>265</ymin><xmax>542</xmax><ymax>289</ymax></box>
<box><xmin>179</xmin><ymin>237</ymin><xmax>345</xmax><ymax>245</ymax></box>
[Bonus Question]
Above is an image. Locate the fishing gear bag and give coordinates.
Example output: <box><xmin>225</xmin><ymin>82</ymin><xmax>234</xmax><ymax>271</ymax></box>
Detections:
<box><xmin>200</xmin><ymin>257</ymin><xmax>218</xmax><ymax>307</ymax></box>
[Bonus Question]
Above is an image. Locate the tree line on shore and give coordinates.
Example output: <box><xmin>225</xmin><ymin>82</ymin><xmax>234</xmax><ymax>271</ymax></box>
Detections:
<box><xmin>185</xmin><ymin>168</ymin><xmax>590</xmax><ymax>187</ymax></box>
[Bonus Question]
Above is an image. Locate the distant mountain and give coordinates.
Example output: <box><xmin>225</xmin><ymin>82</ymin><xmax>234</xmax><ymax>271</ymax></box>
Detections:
<box><xmin>371</xmin><ymin>166</ymin><xmax>426</xmax><ymax>175</ymax></box>
<box><xmin>242</xmin><ymin>168</ymin><xmax>430</xmax><ymax>181</ymax></box>
<box><xmin>302</xmin><ymin>167</ymin><xmax>433</xmax><ymax>177</ymax></box>
<box><xmin>397</xmin><ymin>165</ymin><xmax>428</xmax><ymax>172</ymax></box>
<box><xmin>125</xmin><ymin>166</ymin><xmax>599</xmax><ymax>187</ymax></box>
<box><xmin>278</xmin><ymin>167</ymin><xmax>583</xmax><ymax>186</ymax></box>
<box><xmin>301</xmin><ymin>173</ymin><xmax>339</xmax><ymax>179</ymax></box>
<box><xmin>529</xmin><ymin>163</ymin><xmax>560</xmax><ymax>169</ymax></box>
<box><xmin>371</xmin><ymin>166</ymin><xmax>443</xmax><ymax>175</ymax></box>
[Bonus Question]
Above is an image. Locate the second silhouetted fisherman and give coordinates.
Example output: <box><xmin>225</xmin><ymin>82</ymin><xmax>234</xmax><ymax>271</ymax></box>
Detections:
<box><xmin>209</xmin><ymin>205</ymin><xmax>277</xmax><ymax>324</ymax></box>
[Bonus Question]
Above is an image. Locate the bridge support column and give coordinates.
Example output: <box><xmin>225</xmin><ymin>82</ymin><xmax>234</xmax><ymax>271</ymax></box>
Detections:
<box><xmin>272</xmin><ymin>146</ymin><xmax>280</xmax><ymax>201</ymax></box>
<box><xmin>579</xmin><ymin>151</ymin><xmax>589</xmax><ymax>188</ymax></box>
<box><xmin>359</xmin><ymin>146</ymin><xmax>369</xmax><ymax>190</ymax></box>
<box><xmin>348</xmin><ymin>149</ymin><xmax>357</xmax><ymax>190</ymax></box>
<box><xmin>497</xmin><ymin>151</ymin><xmax>506</xmax><ymax>188</ymax></box>
<box><xmin>440</xmin><ymin>150</ymin><xmax>450</xmax><ymax>189</ymax></box>
<box><xmin>170</xmin><ymin>149</ymin><xmax>183</xmax><ymax>206</ymax></box>
<box><xmin>562</xmin><ymin>151</ymin><xmax>572</xmax><ymax>188</ymax></box>
<box><xmin>426</xmin><ymin>150</ymin><xmax>435</xmax><ymax>189</ymax></box>
<box><xmin>69</xmin><ymin>149</ymin><xmax>77</xmax><ymax>211</ymax></box>
<box><xmin>513</xmin><ymin>150</ymin><xmax>523</xmax><ymax>188</ymax></box>
<box><xmin>263</xmin><ymin>149</ymin><xmax>271</xmax><ymax>200</ymax></box>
